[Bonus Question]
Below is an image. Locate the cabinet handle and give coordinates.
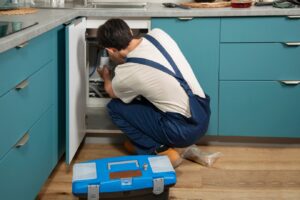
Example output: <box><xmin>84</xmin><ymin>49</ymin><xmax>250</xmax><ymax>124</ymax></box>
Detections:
<box><xmin>15</xmin><ymin>79</ymin><xmax>29</xmax><ymax>90</ymax></box>
<box><xmin>287</xmin><ymin>16</ymin><xmax>300</xmax><ymax>19</ymax></box>
<box><xmin>16</xmin><ymin>42</ymin><xmax>29</xmax><ymax>49</ymax></box>
<box><xmin>15</xmin><ymin>132</ymin><xmax>29</xmax><ymax>148</ymax></box>
<box><xmin>283</xmin><ymin>42</ymin><xmax>300</xmax><ymax>46</ymax></box>
<box><xmin>279</xmin><ymin>80</ymin><xmax>300</xmax><ymax>85</ymax></box>
<box><xmin>178</xmin><ymin>17</ymin><xmax>193</xmax><ymax>21</ymax></box>
<box><xmin>108</xmin><ymin>160</ymin><xmax>139</xmax><ymax>170</ymax></box>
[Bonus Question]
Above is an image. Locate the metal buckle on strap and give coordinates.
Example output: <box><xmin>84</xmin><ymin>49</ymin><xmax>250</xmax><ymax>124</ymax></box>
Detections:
<box><xmin>153</xmin><ymin>178</ymin><xmax>164</xmax><ymax>195</ymax></box>
<box><xmin>88</xmin><ymin>185</ymin><xmax>99</xmax><ymax>200</ymax></box>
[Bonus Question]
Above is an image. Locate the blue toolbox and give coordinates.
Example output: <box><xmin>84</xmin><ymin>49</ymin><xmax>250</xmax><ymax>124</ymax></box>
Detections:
<box><xmin>72</xmin><ymin>155</ymin><xmax>176</xmax><ymax>200</ymax></box>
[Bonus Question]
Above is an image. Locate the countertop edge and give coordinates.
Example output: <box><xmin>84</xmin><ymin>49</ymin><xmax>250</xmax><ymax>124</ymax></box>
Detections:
<box><xmin>0</xmin><ymin>10</ymin><xmax>79</xmax><ymax>53</ymax></box>
<box><xmin>1</xmin><ymin>5</ymin><xmax>300</xmax><ymax>53</ymax></box>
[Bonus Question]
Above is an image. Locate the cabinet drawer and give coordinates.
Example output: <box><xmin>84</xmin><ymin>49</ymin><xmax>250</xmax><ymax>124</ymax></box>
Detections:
<box><xmin>0</xmin><ymin>107</ymin><xmax>54</xmax><ymax>200</ymax></box>
<box><xmin>0</xmin><ymin>61</ymin><xmax>53</xmax><ymax>160</ymax></box>
<box><xmin>219</xmin><ymin>81</ymin><xmax>300</xmax><ymax>138</ymax></box>
<box><xmin>221</xmin><ymin>17</ymin><xmax>300</xmax><ymax>42</ymax></box>
<box><xmin>0</xmin><ymin>31</ymin><xmax>54</xmax><ymax>97</ymax></box>
<box><xmin>220</xmin><ymin>43</ymin><xmax>300</xmax><ymax>80</ymax></box>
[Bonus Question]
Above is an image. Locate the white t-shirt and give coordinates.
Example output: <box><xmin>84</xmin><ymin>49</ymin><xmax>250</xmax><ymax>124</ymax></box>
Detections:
<box><xmin>112</xmin><ymin>28</ymin><xmax>205</xmax><ymax>117</ymax></box>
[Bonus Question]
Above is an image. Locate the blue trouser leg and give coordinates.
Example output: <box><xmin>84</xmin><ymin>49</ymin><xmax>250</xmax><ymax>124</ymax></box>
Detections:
<box><xmin>107</xmin><ymin>98</ymin><xmax>169</xmax><ymax>154</ymax></box>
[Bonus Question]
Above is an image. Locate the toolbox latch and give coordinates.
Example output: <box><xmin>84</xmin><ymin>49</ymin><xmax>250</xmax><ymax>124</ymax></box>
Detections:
<box><xmin>88</xmin><ymin>185</ymin><xmax>99</xmax><ymax>200</ymax></box>
<box><xmin>153</xmin><ymin>178</ymin><xmax>164</xmax><ymax>195</ymax></box>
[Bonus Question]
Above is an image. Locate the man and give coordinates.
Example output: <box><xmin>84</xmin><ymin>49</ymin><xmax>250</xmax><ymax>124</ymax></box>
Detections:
<box><xmin>97</xmin><ymin>18</ymin><xmax>211</xmax><ymax>168</ymax></box>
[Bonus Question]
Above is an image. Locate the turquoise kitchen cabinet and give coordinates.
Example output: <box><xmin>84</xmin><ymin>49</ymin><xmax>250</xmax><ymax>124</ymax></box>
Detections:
<box><xmin>0</xmin><ymin>26</ymin><xmax>64</xmax><ymax>199</ymax></box>
<box><xmin>0</xmin><ymin>32</ymin><xmax>53</xmax><ymax>97</ymax></box>
<box><xmin>151</xmin><ymin>18</ymin><xmax>220</xmax><ymax>135</ymax></box>
<box><xmin>0</xmin><ymin>107</ymin><xmax>55</xmax><ymax>200</ymax></box>
<box><xmin>221</xmin><ymin>17</ymin><xmax>300</xmax><ymax>42</ymax></box>
<box><xmin>0</xmin><ymin>60</ymin><xmax>53</xmax><ymax>160</ymax></box>
<box><xmin>219</xmin><ymin>81</ymin><xmax>300</xmax><ymax>138</ymax></box>
<box><xmin>219</xmin><ymin>17</ymin><xmax>300</xmax><ymax>137</ymax></box>
<box><xmin>1</xmin><ymin>16</ymin><xmax>299</xmax><ymax>200</ymax></box>
<box><xmin>52</xmin><ymin>25</ymin><xmax>66</xmax><ymax>164</ymax></box>
<box><xmin>220</xmin><ymin>43</ymin><xmax>300</xmax><ymax>81</ymax></box>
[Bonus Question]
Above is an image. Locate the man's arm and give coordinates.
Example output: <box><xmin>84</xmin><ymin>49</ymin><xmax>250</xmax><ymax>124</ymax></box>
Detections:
<box><xmin>104</xmin><ymin>79</ymin><xmax>117</xmax><ymax>98</ymax></box>
<box><xmin>97</xmin><ymin>67</ymin><xmax>117</xmax><ymax>98</ymax></box>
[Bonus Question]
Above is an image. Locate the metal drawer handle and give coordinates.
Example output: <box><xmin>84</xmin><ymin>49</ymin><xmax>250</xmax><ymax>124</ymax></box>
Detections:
<box><xmin>287</xmin><ymin>16</ymin><xmax>300</xmax><ymax>19</ymax></box>
<box><xmin>15</xmin><ymin>79</ymin><xmax>29</xmax><ymax>90</ymax></box>
<box><xmin>16</xmin><ymin>42</ymin><xmax>29</xmax><ymax>49</ymax></box>
<box><xmin>283</xmin><ymin>42</ymin><xmax>300</xmax><ymax>46</ymax></box>
<box><xmin>178</xmin><ymin>17</ymin><xmax>193</xmax><ymax>21</ymax></box>
<box><xmin>15</xmin><ymin>132</ymin><xmax>30</xmax><ymax>148</ymax></box>
<box><xmin>279</xmin><ymin>80</ymin><xmax>300</xmax><ymax>85</ymax></box>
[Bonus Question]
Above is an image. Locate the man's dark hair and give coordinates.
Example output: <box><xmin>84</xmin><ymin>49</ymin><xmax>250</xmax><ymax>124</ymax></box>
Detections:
<box><xmin>97</xmin><ymin>18</ymin><xmax>133</xmax><ymax>51</ymax></box>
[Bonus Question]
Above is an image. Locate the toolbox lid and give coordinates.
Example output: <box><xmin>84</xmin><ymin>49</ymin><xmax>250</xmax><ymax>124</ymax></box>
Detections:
<box><xmin>72</xmin><ymin>155</ymin><xmax>176</xmax><ymax>195</ymax></box>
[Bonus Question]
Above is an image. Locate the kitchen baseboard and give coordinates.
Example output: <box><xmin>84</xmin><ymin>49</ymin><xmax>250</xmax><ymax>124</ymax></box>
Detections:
<box><xmin>85</xmin><ymin>133</ymin><xmax>126</xmax><ymax>144</ymax></box>
<box><xmin>85</xmin><ymin>133</ymin><xmax>300</xmax><ymax>147</ymax></box>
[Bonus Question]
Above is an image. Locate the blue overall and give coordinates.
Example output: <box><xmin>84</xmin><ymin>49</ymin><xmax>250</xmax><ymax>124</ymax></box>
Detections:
<box><xmin>107</xmin><ymin>34</ymin><xmax>211</xmax><ymax>155</ymax></box>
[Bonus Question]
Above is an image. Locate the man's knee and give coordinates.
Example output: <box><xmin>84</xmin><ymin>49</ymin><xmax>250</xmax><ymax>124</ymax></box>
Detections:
<box><xmin>107</xmin><ymin>99</ymin><xmax>124</xmax><ymax>113</ymax></box>
<box><xmin>106</xmin><ymin>99</ymin><xmax>126</xmax><ymax>125</ymax></box>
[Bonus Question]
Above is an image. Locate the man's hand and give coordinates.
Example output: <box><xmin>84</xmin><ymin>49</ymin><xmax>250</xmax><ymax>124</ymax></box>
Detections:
<box><xmin>97</xmin><ymin>66</ymin><xmax>117</xmax><ymax>98</ymax></box>
<box><xmin>97</xmin><ymin>66</ymin><xmax>110</xmax><ymax>81</ymax></box>
<box><xmin>106</xmin><ymin>48</ymin><xmax>125</xmax><ymax>64</ymax></box>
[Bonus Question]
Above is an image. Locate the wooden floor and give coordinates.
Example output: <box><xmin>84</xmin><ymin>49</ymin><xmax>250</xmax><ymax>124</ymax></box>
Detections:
<box><xmin>37</xmin><ymin>143</ymin><xmax>300</xmax><ymax>200</ymax></box>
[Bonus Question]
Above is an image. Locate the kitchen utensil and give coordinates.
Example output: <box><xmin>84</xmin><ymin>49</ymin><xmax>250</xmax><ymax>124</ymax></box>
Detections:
<box><xmin>163</xmin><ymin>3</ymin><xmax>190</xmax><ymax>9</ymax></box>
<box><xmin>255</xmin><ymin>0</ymin><xmax>298</xmax><ymax>7</ymax></box>
<box><xmin>180</xmin><ymin>1</ymin><xmax>231</xmax><ymax>8</ymax></box>
<box><xmin>231</xmin><ymin>0</ymin><xmax>253</xmax><ymax>8</ymax></box>
<box><xmin>273</xmin><ymin>0</ymin><xmax>295</xmax><ymax>8</ymax></box>
<box><xmin>195</xmin><ymin>0</ymin><xmax>216</xmax><ymax>2</ymax></box>
<box><xmin>254</xmin><ymin>1</ymin><xmax>273</xmax><ymax>6</ymax></box>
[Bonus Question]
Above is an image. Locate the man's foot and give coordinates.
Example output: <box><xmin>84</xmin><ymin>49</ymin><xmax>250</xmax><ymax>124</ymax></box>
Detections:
<box><xmin>156</xmin><ymin>146</ymin><xmax>183</xmax><ymax>168</ymax></box>
<box><xmin>124</xmin><ymin>140</ymin><xmax>136</xmax><ymax>154</ymax></box>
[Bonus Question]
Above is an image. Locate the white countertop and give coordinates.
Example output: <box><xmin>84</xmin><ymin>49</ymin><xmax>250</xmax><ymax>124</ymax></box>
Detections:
<box><xmin>1</xmin><ymin>3</ymin><xmax>300</xmax><ymax>53</ymax></box>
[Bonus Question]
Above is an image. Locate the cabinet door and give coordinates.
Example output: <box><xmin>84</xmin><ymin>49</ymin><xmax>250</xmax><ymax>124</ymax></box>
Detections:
<box><xmin>151</xmin><ymin>18</ymin><xmax>220</xmax><ymax>135</ymax></box>
<box><xmin>52</xmin><ymin>25</ymin><xmax>66</xmax><ymax>164</ymax></box>
<box><xmin>66</xmin><ymin>18</ymin><xmax>87</xmax><ymax>164</ymax></box>
<box><xmin>219</xmin><ymin>81</ymin><xmax>300</xmax><ymax>138</ymax></box>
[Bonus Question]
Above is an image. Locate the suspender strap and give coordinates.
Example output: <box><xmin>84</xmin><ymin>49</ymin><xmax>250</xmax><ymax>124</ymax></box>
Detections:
<box><xmin>126</xmin><ymin>57</ymin><xmax>184</xmax><ymax>81</ymax></box>
<box><xmin>143</xmin><ymin>34</ymin><xmax>184</xmax><ymax>79</ymax></box>
<box><xmin>126</xmin><ymin>34</ymin><xmax>193</xmax><ymax>96</ymax></box>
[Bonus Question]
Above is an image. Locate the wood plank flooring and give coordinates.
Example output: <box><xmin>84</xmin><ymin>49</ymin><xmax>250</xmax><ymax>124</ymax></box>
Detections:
<box><xmin>37</xmin><ymin>144</ymin><xmax>300</xmax><ymax>200</ymax></box>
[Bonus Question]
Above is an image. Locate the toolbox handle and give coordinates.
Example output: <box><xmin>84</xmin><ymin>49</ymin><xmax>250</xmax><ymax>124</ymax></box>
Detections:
<box><xmin>107</xmin><ymin>160</ymin><xmax>139</xmax><ymax>170</ymax></box>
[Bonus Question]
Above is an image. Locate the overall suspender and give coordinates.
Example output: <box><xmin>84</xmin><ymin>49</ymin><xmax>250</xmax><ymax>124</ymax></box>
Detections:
<box><xmin>126</xmin><ymin>34</ymin><xmax>193</xmax><ymax>97</ymax></box>
<box><xmin>126</xmin><ymin>34</ymin><xmax>210</xmax><ymax>132</ymax></box>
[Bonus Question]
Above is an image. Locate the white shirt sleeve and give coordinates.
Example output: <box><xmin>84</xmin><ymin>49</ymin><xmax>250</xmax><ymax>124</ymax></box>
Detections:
<box><xmin>111</xmin><ymin>66</ymin><xmax>139</xmax><ymax>103</ymax></box>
